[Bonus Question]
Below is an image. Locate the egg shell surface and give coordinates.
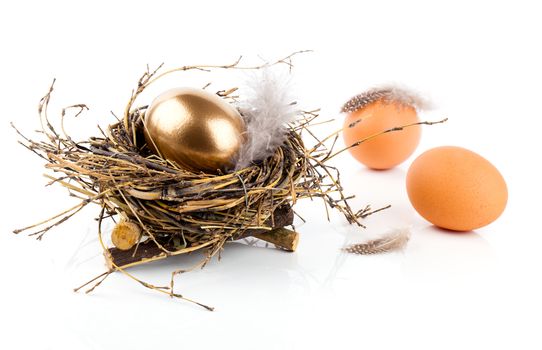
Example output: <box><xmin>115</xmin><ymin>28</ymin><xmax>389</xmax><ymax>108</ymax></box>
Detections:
<box><xmin>343</xmin><ymin>101</ymin><xmax>421</xmax><ymax>169</ymax></box>
<box><xmin>406</xmin><ymin>146</ymin><xmax>508</xmax><ymax>231</ymax></box>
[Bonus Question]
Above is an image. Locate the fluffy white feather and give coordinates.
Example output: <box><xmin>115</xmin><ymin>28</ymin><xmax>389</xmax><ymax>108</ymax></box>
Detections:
<box><xmin>234</xmin><ymin>68</ymin><xmax>299</xmax><ymax>169</ymax></box>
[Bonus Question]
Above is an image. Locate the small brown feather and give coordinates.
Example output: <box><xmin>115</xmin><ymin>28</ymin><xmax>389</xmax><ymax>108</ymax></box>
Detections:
<box><xmin>340</xmin><ymin>85</ymin><xmax>430</xmax><ymax>114</ymax></box>
<box><xmin>343</xmin><ymin>228</ymin><xmax>410</xmax><ymax>255</ymax></box>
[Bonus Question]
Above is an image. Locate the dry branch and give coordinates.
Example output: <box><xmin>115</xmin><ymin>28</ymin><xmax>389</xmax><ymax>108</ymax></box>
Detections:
<box><xmin>13</xmin><ymin>53</ymin><xmax>372</xmax><ymax>309</ymax></box>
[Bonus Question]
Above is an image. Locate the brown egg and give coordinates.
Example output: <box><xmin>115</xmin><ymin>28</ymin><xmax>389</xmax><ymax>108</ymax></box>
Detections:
<box><xmin>406</xmin><ymin>146</ymin><xmax>508</xmax><ymax>231</ymax></box>
<box><xmin>144</xmin><ymin>87</ymin><xmax>246</xmax><ymax>173</ymax></box>
<box><xmin>343</xmin><ymin>100</ymin><xmax>421</xmax><ymax>170</ymax></box>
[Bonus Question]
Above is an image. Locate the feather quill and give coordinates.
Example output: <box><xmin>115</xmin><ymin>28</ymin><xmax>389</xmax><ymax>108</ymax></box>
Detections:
<box><xmin>234</xmin><ymin>68</ymin><xmax>299</xmax><ymax>170</ymax></box>
<box><xmin>343</xmin><ymin>228</ymin><xmax>411</xmax><ymax>255</ymax></box>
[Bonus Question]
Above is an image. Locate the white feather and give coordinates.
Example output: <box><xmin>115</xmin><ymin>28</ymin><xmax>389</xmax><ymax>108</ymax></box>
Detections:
<box><xmin>234</xmin><ymin>68</ymin><xmax>299</xmax><ymax>170</ymax></box>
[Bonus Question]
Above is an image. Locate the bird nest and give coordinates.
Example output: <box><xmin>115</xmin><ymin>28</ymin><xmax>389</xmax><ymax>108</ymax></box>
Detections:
<box><xmin>13</xmin><ymin>55</ymin><xmax>376</xmax><ymax>310</ymax></box>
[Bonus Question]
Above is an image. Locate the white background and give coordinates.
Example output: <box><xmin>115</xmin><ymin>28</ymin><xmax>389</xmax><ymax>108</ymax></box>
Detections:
<box><xmin>1</xmin><ymin>1</ymin><xmax>541</xmax><ymax>349</ymax></box>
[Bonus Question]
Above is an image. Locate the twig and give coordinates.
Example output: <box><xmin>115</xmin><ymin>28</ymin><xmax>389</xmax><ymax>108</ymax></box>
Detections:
<box><xmin>324</xmin><ymin>118</ymin><xmax>448</xmax><ymax>161</ymax></box>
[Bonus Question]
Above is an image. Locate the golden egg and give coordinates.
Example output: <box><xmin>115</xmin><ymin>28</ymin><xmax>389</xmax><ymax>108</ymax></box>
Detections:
<box><xmin>143</xmin><ymin>87</ymin><xmax>246</xmax><ymax>173</ymax></box>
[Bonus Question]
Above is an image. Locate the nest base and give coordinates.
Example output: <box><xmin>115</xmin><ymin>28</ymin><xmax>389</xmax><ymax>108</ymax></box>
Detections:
<box><xmin>107</xmin><ymin>204</ymin><xmax>295</xmax><ymax>269</ymax></box>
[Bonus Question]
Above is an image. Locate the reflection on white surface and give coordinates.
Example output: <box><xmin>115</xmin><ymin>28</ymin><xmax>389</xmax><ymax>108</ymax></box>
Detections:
<box><xmin>3</xmin><ymin>7</ymin><xmax>542</xmax><ymax>347</ymax></box>
<box><xmin>403</xmin><ymin>225</ymin><xmax>496</xmax><ymax>282</ymax></box>
<box><xmin>64</xmin><ymin>225</ymin><xmax>102</xmax><ymax>272</ymax></box>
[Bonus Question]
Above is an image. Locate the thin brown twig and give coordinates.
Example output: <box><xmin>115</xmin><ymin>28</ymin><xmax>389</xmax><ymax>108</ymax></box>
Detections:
<box><xmin>323</xmin><ymin>118</ymin><xmax>448</xmax><ymax>161</ymax></box>
<box><xmin>13</xmin><ymin>52</ymin><xmax>381</xmax><ymax>306</ymax></box>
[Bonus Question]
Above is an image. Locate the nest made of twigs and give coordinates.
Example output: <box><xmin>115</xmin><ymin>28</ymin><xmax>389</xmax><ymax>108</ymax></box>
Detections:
<box><xmin>72</xmin><ymin>104</ymin><xmax>361</xmax><ymax>258</ymax></box>
<box><xmin>14</xmin><ymin>55</ymin><xmax>378</xmax><ymax>309</ymax></box>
